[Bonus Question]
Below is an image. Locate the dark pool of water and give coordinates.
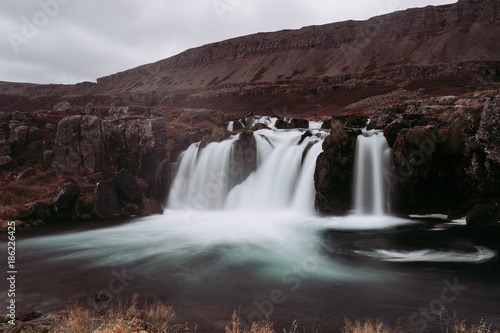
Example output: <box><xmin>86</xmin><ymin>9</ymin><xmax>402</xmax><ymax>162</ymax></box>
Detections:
<box><xmin>3</xmin><ymin>212</ymin><xmax>499</xmax><ymax>332</ymax></box>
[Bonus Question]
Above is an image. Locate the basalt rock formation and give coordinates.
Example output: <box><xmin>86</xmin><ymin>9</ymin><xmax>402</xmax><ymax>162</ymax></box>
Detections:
<box><xmin>314</xmin><ymin>91</ymin><xmax>500</xmax><ymax>225</ymax></box>
<box><xmin>0</xmin><ymin>106</ymin><xmax>227</xmax><ymax>225</ymax></box>
<box><xmin>0</xmin><ymin>0</ymin><xmax>499</xmax><ymax>115</ymax></box>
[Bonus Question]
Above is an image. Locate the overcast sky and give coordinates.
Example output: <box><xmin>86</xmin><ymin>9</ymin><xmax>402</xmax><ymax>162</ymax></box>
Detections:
<box><xmin>1</xmin><ymin>0</ymin><xmax>457</xmax><ymax>85</ymax></box>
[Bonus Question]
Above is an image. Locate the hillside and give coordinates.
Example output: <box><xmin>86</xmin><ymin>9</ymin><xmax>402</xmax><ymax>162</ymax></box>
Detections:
<box><xmin>0</xmin><ymin>0</ymin><xmax>499</xmax><ymax>114</ymax></box>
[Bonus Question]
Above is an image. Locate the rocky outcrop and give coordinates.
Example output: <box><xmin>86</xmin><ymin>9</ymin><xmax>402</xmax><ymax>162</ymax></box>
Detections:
<box><xmin>52</xmin><ymin>115</ymin><xmax>106</xmax><ymax>174</ymax></box>
<box><xmin>314</xmin><ymin>92</ymin><xmax>500</xmax><ymax>225</ymax></box>
<box><xmin>0</xmin><ymin>104</ymin><xmax>227</xmax><ymax>226</ymax></box>
<box><xmin>390</xmin><ymin>123</ymin><xmax>469</xmax><ymax>215</ymax></box>
<box><xmin>314</xmin><ymin>122</ymin><xmax>358</xmax><ymax>215</ymax></box>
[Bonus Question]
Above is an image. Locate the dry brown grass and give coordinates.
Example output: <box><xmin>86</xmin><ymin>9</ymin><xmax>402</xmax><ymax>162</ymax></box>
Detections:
<box><xmin>225</xmin><ymin>311</ymin><xmax>276</xmax><ymax>333</ymax></box>
<box><xmin>5</xmin><ymin>306</ymin><xmax>499</xmax><ymax>333</ymax></box>
<box><xmin>449</xmin><ymin>316</ymin><xmax>498</xmax><ymax>333</ymax></box>
<box><xmin>0</xmin><ymin>170</ymin><xmax>58</xmax><ymax>205</ymax></box>
<box><xmin>341</xmin><ymin>318</ymin><xmax>396</xmax><ymax>333</ymax></box>
<box><xmin>340</xmin><ymin>315</ymin><xmax>499</xmax><ymax>333</ymax></box>
<box><xmin>43</xmin><ymin>295</ymin><xmax>192</xmax><ymax>333</ymax></box>
<box><xmin>0</xmin><ymin>169</ymin><xmax>59</xmax><ymax>223</ymax></box>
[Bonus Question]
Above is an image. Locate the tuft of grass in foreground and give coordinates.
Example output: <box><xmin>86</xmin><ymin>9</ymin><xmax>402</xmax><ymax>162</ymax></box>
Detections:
<box><xmin>4</xmin><ymin>299</ymin><xmax>499</xmax><ymax>333</ymax></box>
<box><xmin>225</xmin><ymin>311</ymin><xmax>278</xmax><ymax>333</ymax></box>
<box><xmin>341</xmin><ymin>318</ymin><xmax>397</xmax><ymax>333</ymax></box>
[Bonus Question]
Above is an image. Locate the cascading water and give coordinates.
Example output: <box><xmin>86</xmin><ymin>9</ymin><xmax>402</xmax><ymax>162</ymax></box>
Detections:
<box><xmin>352</xmin><ymin>130</ymin><xmax>393</xmax><ymax>216</ymax></box>
<box><xmin>16</xmin><ymin>117</ymin><xmax>499</xmax><ymax>333</ymax></box>
<box><xmin>167</xmin><ymin>129</ymin><xmax>326</xmax><ymax>212</ymax></box>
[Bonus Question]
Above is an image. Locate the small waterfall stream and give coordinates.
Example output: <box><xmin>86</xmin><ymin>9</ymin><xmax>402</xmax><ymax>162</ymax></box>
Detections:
<box><xmin>352</xmin><ymin>130</ymin><xmax>393</xmax><ymax>215</ymax></box>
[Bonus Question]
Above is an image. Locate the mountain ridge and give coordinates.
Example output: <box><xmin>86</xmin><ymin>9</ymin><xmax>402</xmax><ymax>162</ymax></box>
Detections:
<box><xmin>0</xmin><ymin>0</ymin><xmax>499</xmax><ymax>114</ymax></box>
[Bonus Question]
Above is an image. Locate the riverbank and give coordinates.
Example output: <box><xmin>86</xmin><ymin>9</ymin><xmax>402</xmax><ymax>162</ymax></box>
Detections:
<box><xmin>2</xmin><ymin>298</ymin><xmax>498</xmax><ymax>333</ymax></box>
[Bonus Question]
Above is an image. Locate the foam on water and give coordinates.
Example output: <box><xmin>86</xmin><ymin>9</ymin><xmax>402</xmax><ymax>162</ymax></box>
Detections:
<box><xmin>357</xmin><ymin>246</ymin><xmax>497</xmax><ymax>263</ymax></box>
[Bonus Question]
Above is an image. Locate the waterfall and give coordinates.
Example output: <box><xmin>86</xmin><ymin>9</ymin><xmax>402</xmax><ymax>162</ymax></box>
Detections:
<box><xmin>353</xmin><ymin>131</ymin><xmax>393</xmax><ymax>216</ymax></box>
<box><xmin>168</xmin><ymin>129</ymin><xmax>325</xmax><ymax>212</ymax></box>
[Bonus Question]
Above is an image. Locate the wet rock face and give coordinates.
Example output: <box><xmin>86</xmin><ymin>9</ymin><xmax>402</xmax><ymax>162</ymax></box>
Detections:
<box><xmin>231</xmin><ymin>130</ymin><xmax>257</xmax><ymax>187</ymax></box>
<box><xmin>314</xmin><ymin>123</ymin><xmax>358</xmax><ymax>215</ymax></box>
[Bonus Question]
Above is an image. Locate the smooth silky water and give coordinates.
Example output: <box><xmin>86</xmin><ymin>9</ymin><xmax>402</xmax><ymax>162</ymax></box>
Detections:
<box><xmin>5</xmin><ymin>127</ymin><xmax>500</xmax><ymax>332</ymax></box>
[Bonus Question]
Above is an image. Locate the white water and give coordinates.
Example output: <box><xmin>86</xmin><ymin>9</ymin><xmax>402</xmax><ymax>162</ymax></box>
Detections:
<box><xmin>228</xmin><ymin>116</ymin><xmax>323</xmax><ymax>131</ymax></box>
<box><xmin>168</xmin><ymin>129</ymin><xmax>326</xmax><ymax>212</ymax></box>
<box><xmin>357</xmin><ymin>246</ymin><xmax>497</xmax><ymax>264</ymax></box>
<box><xmin>353</xmin><ymin>131</ymin><xmax>393</xmax><ymax>216</ymax></box>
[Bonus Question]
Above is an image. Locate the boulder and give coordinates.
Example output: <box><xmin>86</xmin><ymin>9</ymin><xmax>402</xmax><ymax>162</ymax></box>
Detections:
<box><xmin>113</xmin><ymin>169</ymin><xmax>141</xmax><ymax>202</ymax></box>
<box><xmin>466</xmin><ymin>203</ymin><xmax>499</xmax><ymax>226</ymax></box>
<box><xmin>232</xmin><ymin>120</ymin><xmax>244</xmax><ymax>131</ymax></box>
<box><xmin>384</xmin><ymin>119</ymin><xmax>412</xmax><ymax>148</ymax></box>
<box><xmin>121</xmin><ymin>202</ymin><xmax>141</xmax><ymax>216</ymax></box>
<box><xmin>314</xmin><ymin>122</ymin><xmax>358</xmax><ymax>215</ymax></box>
<box><xmin>367</xmin><ymin>112</ymin><xmax>397</xmax><ymax>130</ymax></box>
<box><xmin>27</xmin><ymin>141</ymin><xmax>44</xmax><ymax>158</ymax></box>
<box><xmin>92</xmin><ymin>181</ymin><xmax>120</xmax><ymax>218</ymax></box>
<box><xmin>9</xmin><ymin>125</ymin><xmax>29</xmax><ymax>151</ymax></box>
<box><xmin>328</xmin><ymin>114</ymin><xmax>369</xmax><ymax>128</ymax></box>
<box><xmin>438</xmin><ymin>96</ymin><xmax>458</xmax><ymax>105</ymax></box>
<box><xmin>11</xmin><ymin>111</ymin><xmax>30</xmax><ymax>124</ymax></box>
<box><xmin>51</xmin><ymin>183</ymin><xmax>80</xmax><ymax>215</ymax></box>
<box><xmin>298</xmin><ymin>131</ymin><xmax>313</xmax><ymax>145</ymax></box>
<box><xmin>43</xmin><ymin>150</ymin><xmax>54</xmax><ymax>169</ymax></box>
<box><xmin>54</xmin><ymin>101</ymin><xmax>72</xmax><ymax>112</ymax></box>
<box><xmin>0</xmin><ymin>156</ymin><xmax>13</xmax><ymax>168</ymax></box>
<box><xmin>0</xmin><ymin>139</ymin><xmax>10</xmax><ymax>156</ymax></box>
<box><xmin>275</xmin><ymin>119</ymin><xmax>290</xmax><ymax>129</ymax></box>
<box><xmin>45</xmin><ymin>122</ymin><xmax>57</xmax><ymax>130</ymax></box>
<box><xmin>27</xmin><ymin>127</ymin><xmax>40</xmax><ymax>143</ymax></box>
<box><xmin>321</xmin><ymin>119</ymin><xmax>333</xmax><ymax>129</ymax></box>
<box><xmin>28</xmin><ymin>202</ymin><xmax>53</xmax><ymax>222</ymax></box>
<box><xmin>289</xmin><ymin>118</ymin><xmax>309</xmax><ymax>129</ymax></box>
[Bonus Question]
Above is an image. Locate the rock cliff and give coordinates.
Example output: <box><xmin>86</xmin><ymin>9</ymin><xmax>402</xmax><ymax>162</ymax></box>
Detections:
<box><xmin>0</xmin><ymin>0</ymin><xmax>499</xmax><ymax>114</ymax></box>
<box><xmin>314</xmin><ymin>90</ymin><xmax>500</xmax><ymax>224</ymax></box>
